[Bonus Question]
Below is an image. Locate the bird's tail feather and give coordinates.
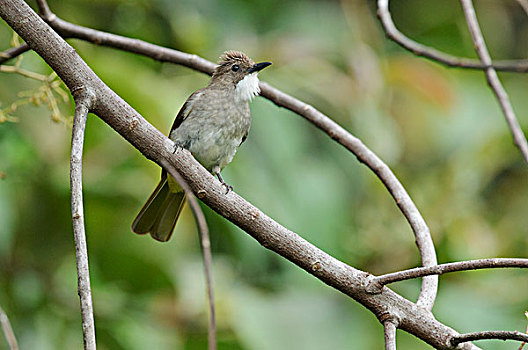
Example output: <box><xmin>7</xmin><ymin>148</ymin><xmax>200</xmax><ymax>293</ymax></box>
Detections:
<box><xmin>131</xmin><ymin>176</ymin><xmax>186</xmax><ymax>242</ymax></box>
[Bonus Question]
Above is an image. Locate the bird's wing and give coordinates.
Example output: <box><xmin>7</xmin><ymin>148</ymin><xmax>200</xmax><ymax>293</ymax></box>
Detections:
<box><xmin>169</xmin><ymin>89</ymin><xmax>204</xmax><ymax>132</ymax></box>
<box><xmin>165</xmin><ymin>89</ymin><xmax>205</xmax><ymax>176</ymax></box>
<box><xmin>240</xmin><ymin>103</ymin><xmax>251</xmax><ymax>145</ymax></box>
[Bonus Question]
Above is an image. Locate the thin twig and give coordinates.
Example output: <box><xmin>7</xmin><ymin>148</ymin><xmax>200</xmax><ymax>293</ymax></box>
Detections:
<box><xmin>0</xmin><ymin>43</ymin><xmax>30</xmax><ymax>65</ymax></box>
<box><xmin>43</xmin><ymin>16</ymin><xmax>216</xmax><ymax>74</ymax></box>
<box><xmin>383</xmin><ymin>320</ymin><xmax>397</xmax><ymax>350</ymax></box>
<box><xmin>452</xmin><ymin>331</ymin><xmax>528</xmax><ymax>346</ymax></box>
<box><xmin>368</xmin><ymin>258</ymin><xmax>528</xmax><ymax>292</ymax></box>
<box><xmin>376</xmin><ymin>0</ymin><xmax>528</xmax><ymax>73</ymax></box>
<box><xmin>36</xmin><ymin>0</ymin><xmax>438</xmax><ymax>310</ymax></box>
<box><xmin>0</xmin><ymin>305</ymin><xmax>18</xmax><ymax>350</ymax></box>
<box><xmin>161</xmin><ymin>159</ymin><xmax>217</xmax><ymax>350</ymax></box>
<box><xmin>460</xmin><ymin>0</ymin><xmax>528</xmax><ymax>164</ymax></box>
<box><xmin>70</xmin><ymin>88</ymin><xmax>96</xmax><ymax>350</ymax></box>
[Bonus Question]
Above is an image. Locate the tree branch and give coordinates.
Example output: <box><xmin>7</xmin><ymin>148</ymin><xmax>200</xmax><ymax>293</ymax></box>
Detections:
<box><xmin>451</xmin><ymin>331</ymin><xmax>528</xmax><ymax>346</ymax></box>
<box><xmin>367</xmin><ymin>258</ymin><xmax>528</xmax><ymax>293</ymax></box>
<box><xmin>0</xmin><ymin>43</ymin><xmax>29</xmax><ymax>64</ymax></box>
<box><xmin>33</xmin><ymin>0</ymin><xmax>438</xmax><ymax>311</ymax></box>
<box><xmin>0</xmin><ymin>1</ymin><xmax>476</xmax><ymax>348</ymax></box>
<box><xmin>70</xmin><ymin>88</ymin><xmax>96</xmax><ymax>350</ymax></box>
<box><xmin>459</xmin><ymin>0</ymin><xmax>528</xmax><ymax>164</ymax></box>
<box><xmin>39</xmin><ymin>14</ymin><xmax>216</xmax><ymax>74</ymax></box>
<box><xmin>161</xmin><ymin>161</ymin><xmax>216</xmax><ymax>350</ymax></box>
<box><xmin>383</xmin><ymin>320</ymin><xmax>397</xmax><ymax>350</ymax></box>
<box><xmin>376</xmin><ymin>0</ymin><xmax>528</xmax><ymax>73</ymax></box>
<box><xmin>0</xmin><ymin>305</ymin><xmax>18</xmax><ymax>350</ymax></box>
<box><xmin>259</xmin><ymin>82</ymin><xmax>439</xmax><ymax>309</ymax></box>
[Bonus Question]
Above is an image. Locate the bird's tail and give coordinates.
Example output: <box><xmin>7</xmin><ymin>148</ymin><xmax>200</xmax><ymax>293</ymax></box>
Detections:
<box><xmin>131</xmin><ymin>175</ymin><xmax>186</xmax><ymax>242</ymax></box>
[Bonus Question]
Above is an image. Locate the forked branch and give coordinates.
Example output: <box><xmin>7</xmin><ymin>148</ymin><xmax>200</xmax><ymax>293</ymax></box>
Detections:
<box><xmin>459</xmin><ymin>0</ymin><xmax>528</xmax><ymax>164</ymax></box>
<box><xmin>0</xmin><ymin>1</ymin><xmax>473</xmax><ymax>348</ymax></box>
<box><xmin>34</xmin><ymin>0</ymin><xmax>438</xmax><ymax>311</ymax></box>
<box><xmin>377</xmin><ymin>0</ymin><xmax>528</xmax><ymax>165</ymax></box>
<box><xmin>377</xmin><ymin>0</ymin><xmax>528</xmax><ymax>72</ymax></box>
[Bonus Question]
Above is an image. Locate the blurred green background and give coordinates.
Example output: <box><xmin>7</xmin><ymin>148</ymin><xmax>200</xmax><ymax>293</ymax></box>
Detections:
<box><xmin>1</xmin><ymin>0</ymin><xmax>528</xmax><ymax>348</ymax></box>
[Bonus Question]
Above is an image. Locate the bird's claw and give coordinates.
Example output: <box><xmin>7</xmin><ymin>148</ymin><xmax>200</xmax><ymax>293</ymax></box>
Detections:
<box><xmin>222</xmin><ymin>182</ymin><xmax>233</xmax><ymax>194</ymax></box>
<box><xmin>173</xmin><ymin>143</ymin><xmax>183</xmax><ymax>154</ymax></box>
<box><xmin>214</xmin><ymin>170</ymin><xmax>232</xmax><ymax>194</ymax></box>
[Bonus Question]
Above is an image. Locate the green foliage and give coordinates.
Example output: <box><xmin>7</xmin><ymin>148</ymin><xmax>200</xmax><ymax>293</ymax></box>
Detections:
<box><xmin>1</xmin><ymin>0</ymin><xmax>528</xmax><ymax>349</ymax></box>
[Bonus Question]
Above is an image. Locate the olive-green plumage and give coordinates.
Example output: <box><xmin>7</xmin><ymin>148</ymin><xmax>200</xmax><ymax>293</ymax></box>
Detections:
<box><xmin>131</xmin><ymin>51</ymin><xmax>271</xmax><ymax>242</ymax></box>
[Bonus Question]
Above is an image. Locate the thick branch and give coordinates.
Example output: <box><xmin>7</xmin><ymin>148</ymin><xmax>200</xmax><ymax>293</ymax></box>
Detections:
<box><xmin>0</xmin><ymin>1</ymin><xmax>476</xmax><ymax>348</ymax></box>
<box><xmin>377</xmin><ymin>0</ymin><xmax>528</xmax><ymax>73</ymax></box>
<box><xmin>35</xmin><ymin>1</ymin><xmax>438</xmax><ymax>310</ymax></box>
<box><xmin>0</xmin><ymin>305</ymin><xmax>18</xmax><ymax>350</ymax></box>
<box><xmin>460</xmin><ymin>0</ymin><xmax>528</xmax><ymax>164</ymax></box>
<box><xmin>452</xmin><ymin>331</ymin><xmax>528</xmax><ymax>346</ymax></box>
<box><xmin>369</xmin><ymin>258</ymin><xmax>528</xmax><ymax>291</ymax></box>
<box><xmin>70</xmin><ymin>89</ymin><xmax>96</xmax><ymax>350</ymax></box>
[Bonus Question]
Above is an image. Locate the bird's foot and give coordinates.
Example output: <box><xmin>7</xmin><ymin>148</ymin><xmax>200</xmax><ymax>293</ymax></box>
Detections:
<box><xmin>172</xmin><ymin>143</ymin><xmax>183</xmax><ymax>154</ymax></box>
<box><xmin>221</xmin><ymin>182</ymin><xmax>233</xmax><ymax>194</ymax></box>
<box><xmin>214</xmin><ymin>170</ymin><xmax>233</xmax><ymax>194</ymax></box>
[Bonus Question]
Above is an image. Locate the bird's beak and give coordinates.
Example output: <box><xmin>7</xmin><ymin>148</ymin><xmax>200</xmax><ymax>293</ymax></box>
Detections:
<box><xmin>248</xmin><ymin>61</ymin><xmax>272</xmax><ymax>73</ymax></box>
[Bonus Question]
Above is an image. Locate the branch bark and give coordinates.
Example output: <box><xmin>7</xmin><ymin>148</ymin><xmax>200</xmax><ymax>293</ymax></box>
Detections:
<box><xmin>70</xmin><ymin>88</ymin><xmax>96</xmax><ymax>349</ymax></box>
<box><xmin>383</xmin><ymin>320</ymin><xmax>397</xmax><ymax>350</ymax></box>
<box><xmin>452</xmin><ymin>331</ymin><xmax>528</xmax><ymax>346</ymax></box>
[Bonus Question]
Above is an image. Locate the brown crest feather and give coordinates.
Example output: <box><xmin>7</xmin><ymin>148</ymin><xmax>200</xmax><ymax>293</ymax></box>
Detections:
<box><xmin>219</xmin><ymin>50</ymin><xmax>252</xmax><ymax>64</ymax></box>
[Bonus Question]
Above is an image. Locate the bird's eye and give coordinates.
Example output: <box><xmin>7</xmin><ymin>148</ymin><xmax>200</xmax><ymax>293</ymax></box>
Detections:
<box><xmin>231</xmin><ymin>64</ymin><xmax>239</xmax><ymax>72</ymax></box>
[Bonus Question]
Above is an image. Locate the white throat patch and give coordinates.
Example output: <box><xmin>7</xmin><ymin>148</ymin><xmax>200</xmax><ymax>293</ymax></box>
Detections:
<box><xmin>235</xmin><ymin>73</ymin><xmax>260</xmax><ymax>102</ymax></box>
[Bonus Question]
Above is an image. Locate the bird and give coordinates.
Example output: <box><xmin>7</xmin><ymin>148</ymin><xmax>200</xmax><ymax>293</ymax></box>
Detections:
<box><xmin>131</xmin><ymin>50</ymin><xmax>271</xmax><ymax>242</ymax></box>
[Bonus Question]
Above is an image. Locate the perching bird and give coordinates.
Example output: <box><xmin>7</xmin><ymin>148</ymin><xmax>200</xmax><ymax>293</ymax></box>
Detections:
<box><xmin>131</xmin><ymin>51</ymin><xmax>271</xmax><ymax>242</ymax></box>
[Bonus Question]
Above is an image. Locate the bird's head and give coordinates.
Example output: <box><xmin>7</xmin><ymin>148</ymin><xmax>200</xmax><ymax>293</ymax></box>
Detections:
<box><xmin>211</xmin><ymin>50</ymin><xmax>271</xmax><ymax>101</ymax></box>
